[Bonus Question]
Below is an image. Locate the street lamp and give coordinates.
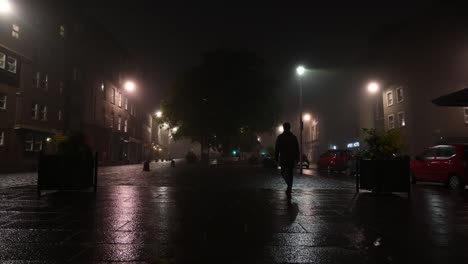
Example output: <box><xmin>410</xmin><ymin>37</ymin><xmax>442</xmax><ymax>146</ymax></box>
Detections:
<box><xmin>367</xmin><ymin>82</ymin><xmax>379</xmax><ymax>94</ymax></box>
<box><xmin>296</xmin><ymin>66</ymin><xmax>305</xmax><ymax>76</ymax></box>
<box><xmin>155</xmin><ymin>110</ymin><xmax>162</xmax><ymax>118</ymax></box>
<box><xmin>303</xmin><ymin>113</ymin><xmax>311</xmax><ymax>122</ymax></box>
<box><xmin>0</xmin><ymin>0</ymin><xmax>11</xmax><ymax>13</ymax></box>
<box><xmin>296</xmin><ymin>65</ymin><xmax>306</xmax><ymax>175</ymax></box>
<box><xmin>278</xmin><ymin>125</ymin><xmax>284</xmax><ymax>133</ymax></box>
<box><xmin>124</xmin><ymin>81</ymin><xmax>136</xmax><ymax>93</ymax></box>
<box><xmin>367</xmin><ymin>81</ymin><xmax>381</xmax><ymax>131</ymax></box>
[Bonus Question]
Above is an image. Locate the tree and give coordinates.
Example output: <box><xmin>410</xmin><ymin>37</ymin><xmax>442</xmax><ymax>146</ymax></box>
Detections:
<box><xmin>160</xmin><ymin>50</ymin><xmax>280</xmax><ymax>161</ymax></box>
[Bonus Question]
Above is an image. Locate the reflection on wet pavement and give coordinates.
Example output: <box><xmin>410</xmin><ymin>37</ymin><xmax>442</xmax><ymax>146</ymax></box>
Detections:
<box><xmin>0</xmin><ymin>163</ymin><xmax>467</xmax><ymax>263</ymax></box>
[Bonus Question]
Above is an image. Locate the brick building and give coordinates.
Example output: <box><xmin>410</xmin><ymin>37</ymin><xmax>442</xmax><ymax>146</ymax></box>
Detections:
<box><xmin>0</xmin><ymin>1</ymin><xmax>153</xmax><ymax>171</ymax></box>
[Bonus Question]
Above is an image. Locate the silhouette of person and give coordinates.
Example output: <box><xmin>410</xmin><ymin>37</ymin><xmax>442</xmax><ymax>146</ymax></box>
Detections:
<box><xmin>275</xmin><ymin>122</ymin><xmax>299</xmax><ymax>197</ymax></box>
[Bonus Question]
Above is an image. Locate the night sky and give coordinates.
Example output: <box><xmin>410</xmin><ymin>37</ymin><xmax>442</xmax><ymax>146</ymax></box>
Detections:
<box><xmin>80</xmin><ymin>0</ymin><xmax>438</xmax><ymax>143</ymax></box>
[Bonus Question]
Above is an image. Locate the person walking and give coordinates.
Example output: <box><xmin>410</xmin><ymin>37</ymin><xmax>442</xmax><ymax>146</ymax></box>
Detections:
<box><xmin>275</xmin><ymin>122</ymin><xmax>300</xmax><ymax>197</ymax></box>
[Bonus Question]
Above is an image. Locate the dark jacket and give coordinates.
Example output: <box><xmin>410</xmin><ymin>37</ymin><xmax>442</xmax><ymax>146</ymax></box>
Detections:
<box><xmin>275</xmin><ymin>131</ymin><xmax>300</xmax><ymax>163</ymax></box>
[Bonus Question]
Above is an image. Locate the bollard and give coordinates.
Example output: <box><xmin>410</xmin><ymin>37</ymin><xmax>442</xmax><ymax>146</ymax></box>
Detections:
<box><xmin>143</xmin><ymin>160</ymin><xmax>150</xmax><ymax>171</ymax></box>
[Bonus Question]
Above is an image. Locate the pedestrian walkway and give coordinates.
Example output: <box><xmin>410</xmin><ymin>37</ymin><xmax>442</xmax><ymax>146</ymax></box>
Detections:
<box><xmin>0</xmin><ymin>172</ymin><xmax>37</xmax><ymax>188</ymax></box>
<box><xmin>0</xmin><ymin>163</ymin><xmax>466</xmax><ymax>263</ymax></box>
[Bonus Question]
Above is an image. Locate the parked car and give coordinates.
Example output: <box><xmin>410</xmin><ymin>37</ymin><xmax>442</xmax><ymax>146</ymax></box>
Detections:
<box><xmin>317</xmin><ymin>149</ymin><xmax>354</xmax><ymax>174</ymax></box>
<box><xmin>297</xmin><ymin>154</ymin><xmax>310</xmax><ymax>169</ymax></box>
<box><xmin>410</xmin><ymin>144</ymin><xmax>468</xmax><ymax>189</ymax></box>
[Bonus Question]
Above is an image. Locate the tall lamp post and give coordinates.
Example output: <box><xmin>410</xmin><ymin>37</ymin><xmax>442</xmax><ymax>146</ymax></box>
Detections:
<box><xmin>367</xmin><ymin>81</ymin><xmax>380</xmax><ymax>131</ymax></box>
<box><xmin>296</xmin><ymin>66</ymin><xmax>306</xmax><ymax>175</ymax></box>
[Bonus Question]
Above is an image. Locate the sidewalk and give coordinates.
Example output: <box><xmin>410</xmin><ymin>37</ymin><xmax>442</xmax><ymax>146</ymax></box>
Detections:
<box><xmin>0</xmin><ymin>172</ymin><xmax>37</xmax><ymax>188</ymax></box>
<box><xmin>0</xmin><ymin>164</ymin><xmax>467</xmax><ymax>263</ymax></box>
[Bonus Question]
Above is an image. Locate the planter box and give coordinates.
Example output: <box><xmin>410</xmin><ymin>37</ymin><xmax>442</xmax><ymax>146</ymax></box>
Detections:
<box><xmin>37</xmin><ymin>152</ymin><xmax>98</xmax><ymax>195</ymax></box>
<box><xmin>358</xmin><ymin>158</ymin><xmax>410</xmax><ymax>193</ymax></box>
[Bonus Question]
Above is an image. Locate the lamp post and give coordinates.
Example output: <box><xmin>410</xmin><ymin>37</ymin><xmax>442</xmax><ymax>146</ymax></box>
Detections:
<box><xmin>367</xmin><ymin>81</ymin><xmax>381</xmax><ymax>131</ymax></box>
<box><xmin>296</xmin><ymin>66</ymin><xmax>306</xmax><ymax>175</ymax></box>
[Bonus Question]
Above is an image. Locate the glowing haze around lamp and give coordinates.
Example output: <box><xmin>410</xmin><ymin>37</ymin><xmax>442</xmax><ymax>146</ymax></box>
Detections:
<box><xmin>124</xmin><ymin>81</ymin><xmax>136</xmax><ymax>92</ymax></box>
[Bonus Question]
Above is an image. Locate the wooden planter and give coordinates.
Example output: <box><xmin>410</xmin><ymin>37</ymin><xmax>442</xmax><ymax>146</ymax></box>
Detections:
<box><xmin>37</xmin><ymin>152</ymin><xmax>98</xmax><ymax>196</ymax></box>
<box><xmin>357</xmin><ymin>157</ymin><xmax>410</xmax><ymax>194</ymax></box>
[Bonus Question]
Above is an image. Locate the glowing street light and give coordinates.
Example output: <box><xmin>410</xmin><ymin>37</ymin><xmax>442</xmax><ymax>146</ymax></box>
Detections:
<box><xmin>367</xmin><ymin>82</ymin><xmax>380</xmax><ymax>94</ymax></box>
<box><xmin>171</xmin><ymin>127</ymin><xmax>178</xmax><ymax>133</ymax></box>
<box><xmin>296</xmin><ymin>65</ymin><xmax>305</xmax><ymax>76</ymax></box>
<box><xmin>155</xmin><ymin>110</ymin><xmax>163</xmax><ymax>118</ymax></box>
<box><xmin>278</xmin><ymin>125</ymin><xmax>284</xmax><ymax>133</ymax></box>
<box><xmin>124</xmin><ymin>81</ymin><xmax>136</xmax><ymax>92</ymax></box>
<box><xmin>303</xmin><ymin>113</ymin><xmax>311</xmax><ymax>122</ymax></box>
<box><xmin>0</xmin><ymin>0</ymin><xmax>11</xmax><ymax>13</ymax></box>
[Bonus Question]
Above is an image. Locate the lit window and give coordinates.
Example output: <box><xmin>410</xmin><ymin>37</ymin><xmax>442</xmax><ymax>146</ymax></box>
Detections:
<box><xmin>464</xmin><ymin>108</ymin><xmax>468</xmax><ymax>124</ymax></box>
<box><xmin>117</xmin><ymin>116</ymin><xmax>122</xmax><ymax>131</ymax></box>
<box><xmin>386</xmin><ymin>91</ymin><xmax>393</xmax><ymax>106</ymax></box>
<box><xmin>388</xmin><ymin>114</ymin><xmax>395</xmax><ymax>129</ymax></box>
<box><xmin>0</xmin><ymin>94</ymin><xmax>6</xmax><ymax>110</ymax></box>
<box><xmin>7</xmin><ymin>57</ymin><xmax>16</xmax><ymax>73</ymax></box>
<box><xmin>118</xmin><ymin>93</ymin><xmax>122</xmax><ymax>107</ymax></box>
<box><xmin>59</xmin><ymin>81</ymin><xmax>64</xmax><ymax>94</ymax></box>
<box><xmin>12</xmin><ymin>24</ymin><xmax>20</xmax><ymax>39</ymax></box>
<box><xmin>125</xmin><ymin>97</ymin><xmax>128</xmax><ymax>110</ymax></box>
<box><xmin>25</xmin><ymin>135</ymin><xmax>34</xmax><ymax>151</ymax></box>
<box><xmin>40</xmin><ymin>105</ymin><xmax>47</xmax><ymax>121</ymax></box>
<box><xmin>59</xmin><ymin>25</ymin><xmax>65</xmax><ymax>38</ymax></box>
<box><xmin>34</xmin><ymin>138</ymin><xmax>43</xmax><ymax>152</ymax></box>
<box><xmin>398</xmin><ymin>111</ymin><xmax>405</xmax><ymax>127</ymax></box>
<box><xmin>111</xmin><ymin>89</ymin><xmax>115</xmax><ymax>104</ymax></box>
<box><xmin>110</xmin><ymin>112</ymin><xmax>114</xmax><ymax>128</ymax></box>
<box><xmin>34</xmin><ymin>72</ymin><xmax>40</xmax><ymax>88</ymax></box>
<box><xmin>101</xmin><ymin>83</ymin><xmax>105</xmax><ymax>92</ymax></box>
<box><xmin>124</xmin><ymin>119</ymin><xmax>128</xmax><ymax>132</ymax></box>
<box><xmin>0</xmin><ymin>52</ymin><xmax>5</xmax><ymax>69</ymax></box>
<box><xmin>396</xmin><ymin>87</ymin><xmax>404</xmax><ymax>103</ymax></box>
<box><xmin>58</xmin><ymin>109</ymin><xmax>62</xmax><ymax>121</ymax></box>
<box><xmin>0</xmin><ymin>131</ymin><xmax>4</xmax><ymax>146</ymax></box>
<box><xmin>31</xmin><ymin>103</ymin><xmax>39</xmax><ymax>120</ymax></box>
<box><xmin>43</xmin><ymin>74</ymin><xmax>48</xmax><ymax>90</ymax></box>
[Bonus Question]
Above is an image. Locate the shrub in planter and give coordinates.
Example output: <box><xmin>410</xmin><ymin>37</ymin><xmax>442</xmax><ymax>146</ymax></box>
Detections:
<box><xmin>358</xmin><ymin>128</ymin><xmax>410</xmax><ymax>193</ymax></box>
<box><xmin>38</xmin><ymin>132</ymin><xmax>96</xmax><ymax>194</ymax></box>
<box><xmin>185</xmin><ymin>151</ymin><xmax>198</xmax><ymax>163</ymax></box>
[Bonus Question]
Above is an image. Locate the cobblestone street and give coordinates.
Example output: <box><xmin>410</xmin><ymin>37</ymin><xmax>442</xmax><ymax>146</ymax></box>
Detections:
<box><xmin>0</xmin><ymin>162</ymin><xmax>467</xmax><ymax>263</ymax></box>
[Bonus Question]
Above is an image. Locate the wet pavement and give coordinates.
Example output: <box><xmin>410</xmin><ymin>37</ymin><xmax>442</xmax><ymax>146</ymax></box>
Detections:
<box><xmin>0</xmin><ymin>161</ymin><xmax>467</xmax><ymax>263</ymax></box>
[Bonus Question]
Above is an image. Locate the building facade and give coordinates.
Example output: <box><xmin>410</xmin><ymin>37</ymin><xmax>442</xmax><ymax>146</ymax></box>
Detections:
<box><xmin>0</xmin><ymin>2</ymin><xmax>66</xmax><ymax>172</ymax></box>
<box><xmin>362</xmin><ymin>14</ymin><xmax>468</xmax><ymax>156</ymax></box>
<box><xmin>0</xmin><ymin>1</ymin><xmax>153</xmax><ymax>171</ymax></box>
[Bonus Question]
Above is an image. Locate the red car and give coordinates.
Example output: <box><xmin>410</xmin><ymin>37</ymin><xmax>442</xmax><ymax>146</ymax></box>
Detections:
<box><xmin>410</xmin><ymin>144</ymin><xmax>468</xmax><ymax>189</ymax></box>
<box><xmin>317</xmin><ymin>149</ymin><xmax>353</xmax><ymax>173</ymax></box>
